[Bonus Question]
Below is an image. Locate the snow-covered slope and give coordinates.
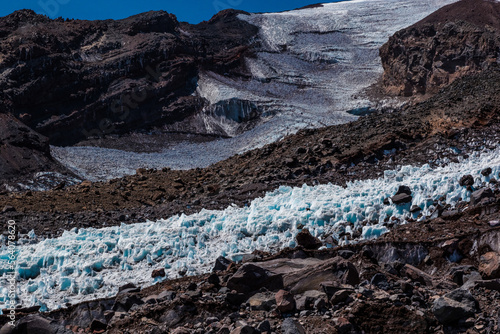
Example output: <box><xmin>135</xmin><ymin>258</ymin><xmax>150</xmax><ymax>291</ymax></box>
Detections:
<box><xmin>53</xmin><ymin>0</ymin><xmax>458</xmax><ymax>180</ymax></box>
<box><xmin>2</xmin><ymin>146</ymin><xmax>498</xmax><ymax>312</ymax></box>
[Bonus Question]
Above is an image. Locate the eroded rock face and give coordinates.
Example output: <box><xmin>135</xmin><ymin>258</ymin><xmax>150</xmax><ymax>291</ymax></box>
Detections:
<box><xmin>0</xmin><ymin>113</ymin><xmax>69</xmax><ymax>187</ymax></box>
<box><xmin>0</xmin><ymin>9</ymin><xmax>258</xmax><ymax>146</ymax></box>
<box><xmin>380</xmin><ymin>0</ymin><xmax>500</xmax><ymax>96</ymax></box>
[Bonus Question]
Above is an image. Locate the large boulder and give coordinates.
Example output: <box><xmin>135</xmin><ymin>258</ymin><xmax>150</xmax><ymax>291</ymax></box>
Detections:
<box><xmin>432</xmin><ymin>289</ymin><xmax>478</xmax><ymax>325</ymax></box>
<box><xmin>227</xmin><ymin>263</ymin><xmax>283</xmax><ymax>294</ymax></box>
<box><xmin>295</xmin><ymin>229</ymin><xmax>322</xmax><ymax>250</ymax></box>
<box><xmin>470</xmin><ymin>188</ymin><xmax>494</xmax><ymax>206</ymax></box>
<box><xmin>275</xmin><ymin>290</ymin><xmax>296</xmax><ymax>313</ymax></box>
<box><xmin>2</xmin><ymin>314</ymin><xmax>72</xmax><ymax>334</ymax></box>
<box><xmin>479</xmin><ymin>252</ymin><xmax>500</xmax><ymax>279</ymax></box>
<box><xmin>281</xmin><ymin>318</ymin><xmax>306</xmax><ymax>334</ymax></box>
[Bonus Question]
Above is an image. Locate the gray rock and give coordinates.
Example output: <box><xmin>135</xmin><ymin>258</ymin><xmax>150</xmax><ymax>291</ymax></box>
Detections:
<box><xmin>432</xmin><ymin>289</ymin><xmax>478</xmax><ymax>325</ymax></box>
<box><xmin>247</xmin><ymin>292</ymin><xmax>276</xmax><ymax>311</ymax></box>
<box><xmin>160</xmin><ymin>310</ymin><xmax>182</xmax><ymax>328</ymax></box>
<box><xmin>257</xmin><ymin>320</ymin><xmax>271</xmax><ymax>332</ymax></box>
<box><xmin>281</xmin><ymin>318</ymin><xmax>306</xmax><ymax>334</ymax></box>
<box><xmin>330</xmin><ymin>289</ymin><xmax>352</xmax><ymax>305</ymax></box>
<box><xmin>157</xmin><ymin>290</ymin><xmax>176</xmax><ymax>302</ymax></box>
<box><xmin>470</xmin><ymin>187</ymin><xmax>494</xmax><ymax>206</ymax></box>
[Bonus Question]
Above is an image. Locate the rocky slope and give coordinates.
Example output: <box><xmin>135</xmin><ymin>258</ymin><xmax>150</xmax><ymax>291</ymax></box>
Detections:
<box><xmin>0</xmin><ymin>113</ymin><xmax>72</xmax><ymax>193</ymax></box>
<box><xmin>1</xmin><ymin>68</ymin><xmax>500</xmax><ymax>238</ymax></box>
<box><xmin>0</xmin><ymin>9</ymin><xmax>258</xmax><ymax>146</ymax></box>
<box><xmin>380</xmin><ymin>0</ymin><xmax>500</xmax><ymax>96</ymax></box>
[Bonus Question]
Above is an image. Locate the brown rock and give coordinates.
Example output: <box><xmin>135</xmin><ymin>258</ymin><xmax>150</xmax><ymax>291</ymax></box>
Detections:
<box><xmin>151</xmin><ymin>268</ymin><xmax>166</xmax><ymax>278</ymax></box>
<box><xmin>275</xmin><ymin>289</ymin><xmax>296</xmax><ymax>313</ymax></box>
<box><xmin>296</xmin><ymin>228</ymin><xmax>322</xmax><ymax>250</ymax></box>
<box><xmin>479</xmin><ymin>252</ymin><xmax>500</xmax><ymax>279</ymax></box>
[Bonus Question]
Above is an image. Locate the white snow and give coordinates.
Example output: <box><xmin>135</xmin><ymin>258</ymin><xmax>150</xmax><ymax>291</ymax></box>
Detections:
<box><xmin>1</xmin><ymin>145</ymin><xmax>499</xmax><ymax>312</ymax></box>
<box><xmin>52</xmin><ymin>0</ymin><xmax>458</xmax><ymax>181</ymax></box>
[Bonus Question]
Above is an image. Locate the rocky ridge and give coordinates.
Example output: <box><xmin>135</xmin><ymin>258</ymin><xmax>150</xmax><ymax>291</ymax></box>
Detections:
<box><xmin>380</xmin><ymin>0</ymin><xmax>500</xmax><ymax>96</ymax></box>
<box><xmin>0</xmin><ymin>9</ymin><xmax>258</xmax><ymax>146</ymax></box>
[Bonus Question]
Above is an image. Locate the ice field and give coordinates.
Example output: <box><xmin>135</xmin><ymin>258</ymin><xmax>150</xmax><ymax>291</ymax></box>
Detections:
<box><xmin>1</xmin><ymin>146</ymin><xmax>499</xmax><ymax>312</ymax></box>
<box><xmin>52</xmin><ymin>0</ymin><xmax>457</xmax><ymax>181</ymax></box>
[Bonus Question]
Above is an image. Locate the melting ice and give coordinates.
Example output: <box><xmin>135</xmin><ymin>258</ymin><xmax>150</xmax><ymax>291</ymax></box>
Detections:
<box><xmin>1</xmin><ymin>147</ymin><xmax>499</xmax><ymax>312</ymax></box>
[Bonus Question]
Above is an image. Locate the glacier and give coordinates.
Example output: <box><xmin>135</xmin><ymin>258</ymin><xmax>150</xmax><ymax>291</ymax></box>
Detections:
<box><xmin>1</xmin><ymin>145</ymin><xmax>499</xmax><ymax>312</ymax></box>
<box><xmin>52</xmin><ymin>0</ymin><xmax>458</xmax><ymax>181</ymax></box>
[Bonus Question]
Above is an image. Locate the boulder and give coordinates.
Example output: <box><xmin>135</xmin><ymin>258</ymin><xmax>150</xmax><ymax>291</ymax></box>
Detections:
<box><xmin>432</xmin><ymin>289</ymin><xmax>478</xmax><ymax>325</ymax></box>
<box><xmin>459</xmin><ymin>175</ymin><xmax>475</xmax><ymax>187</ymax></box>
<box><xmin>227</xmin><ymin>263</ymin><xmax>283</xmax><ymax>294</ymax></box>
<box><xmin>159</xmin><ymin>310</ymin><xmax>182</xmax><ymax>328</ymax></box>
<box><xmin>213</xmin><ymin>256</ymin><xmax>233</xmax><ymax>271</ymax></box>
<box><xmin>295</xmin><ymin>290</ymin><xmax>328</xmax><ymax>310</ymax></box>
<box><xmin>8</xmin><ymin>315</ymin><xmax>71</xmax><ymax>334</ymax></box>
<box><xmin>470</xmin><ymin>188</ymin><xmax>494</xmax><ymax>206</ymax></box>
<box><xmin>247</xmin><ymin>292</ymin><xmax>276</xmax><ymax>311</ymax></box>
<box><xmin>371</xmin><ymin>273</ymin><xmax>389</xmax><ymax>290</ymax></box>
<box><xmin>230</xmin><ymin>326</ymin><xmax>258</xmax><ymax>334</ymax></box>
<box><xmin>330</xmin><ymin>289</ymin><xmax>352</xmax><ymax>305</ymax></box>
<box><xmin>481</xmin><ymin>168</ymin><xmax>492</xmax><ymax>176</ymax></box>
<box><xmin>391</xmin><ymin>193</ymin><xmax>412</xmax><ymax>205</ymax></box>
<box><xmin>479</xmin><ymin>252</ymin><xmax>500</xmax><ymax>279</ymax></box>
<box><xmin>151</xmin><ymin>268</ymin><xmax>166</xmax><ymax>278</ymax></box>
<box><xmin>113</xmin><ymin>293</ymin><xmax>144</xmax><ymax>312</ymax></box>
<box><xmin>275</xmin><ymin>290</ymin><xmax>296</xmax><ymax>313</ymax></box>
<box><xmin>396</xmin><ymin>185</ymin><xmax>412</xmax><ymax>195</ymax></box>
<box><xmin>295</xmin><ymin>229</ymin><xmax>322</xmax><ymax>250</ymax></box>
<box><xmin>281</xmin><ymin>318</ymin><xmax>306</xmax><ymax>334</ymax></box>
<box><xmin>404</xmin><ymin>264</ymin><xmax>434</xmax><ymax>286</ymax></box>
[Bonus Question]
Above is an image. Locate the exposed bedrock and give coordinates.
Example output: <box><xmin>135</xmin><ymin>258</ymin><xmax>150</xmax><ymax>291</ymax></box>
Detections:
<box><xmin>0</xmin><ymin>113</ymin><xmax>70</xmax><ymax>190</ymax></box>
<box><xmin>0</xmin><ymin>9</ymin><xmax>259</xmax><ymax>146</ymax></box>
<box><xmin>380</xmin><ymin>0</ymin><xmax>500</xmax><ymax>96</ymax></box>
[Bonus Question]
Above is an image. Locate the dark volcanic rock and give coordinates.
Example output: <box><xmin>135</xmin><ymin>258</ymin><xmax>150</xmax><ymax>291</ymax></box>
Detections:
<box><xmin>470</xmin><ymin>187</ymin><xmax>494</xmax><ymax>206</ymax></box>
<box><xmin>391</xmin><ymin>193</ymin><xmax>412</xmax><ymax>205</ymax></box>
<box><xmin>227</xmin><ymin>263</ymin><xmax>283</xmax><ymax>294</ymax></box>
<box><xmin>0</xmin><ymin>9</ymin><xmax>258</xmax><ymax>146</ymax></box>
<box><xmin>296</xmin><ymin>228</ymin><xmax>322</xmax><ymax>250</ymax></box>
<box><xmin>380</xmin><ymin>0</ymin><xmax>500</xmax><ymax>96</ymax></box>
<box><xmin>459</xmin><ymin>175</ymin><xmax>475</xmax><ymax>187</ymax></box>
<box><xmin>0</xmin><ymin>113</ymin><xmax>70</xmax><ymax>186</ymax></box>
<box><xmin>213</xmin><ymin>256</ymin><xmax>233</xmax><ymax>272</ymax></box>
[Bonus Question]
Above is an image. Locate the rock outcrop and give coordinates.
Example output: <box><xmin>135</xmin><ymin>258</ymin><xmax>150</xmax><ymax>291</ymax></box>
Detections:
<box><xmin>0</xmin><ymin>113</ymin><xmax>70</xmax><ymax>190</ymax></box>
<box><xmin>0</xmin><ymin>9</ymin><xmax>258</xmax><ymax>146</ymax></box>
<box><xmin>380</xmin><ymin>0</ymin><xmax>500</xmax><ymax>96</ymax></box>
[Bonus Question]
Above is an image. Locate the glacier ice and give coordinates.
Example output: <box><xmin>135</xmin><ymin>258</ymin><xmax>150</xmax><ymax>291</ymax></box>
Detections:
<box><xmin>51</xmin><ymin>0</ymin><xmax>458</xmax><ymax>181</ymax></box>
<box><xmin>1</xmin><ymin>145</ymin><xmax>499</xmax><ymax>312</ymax></box>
